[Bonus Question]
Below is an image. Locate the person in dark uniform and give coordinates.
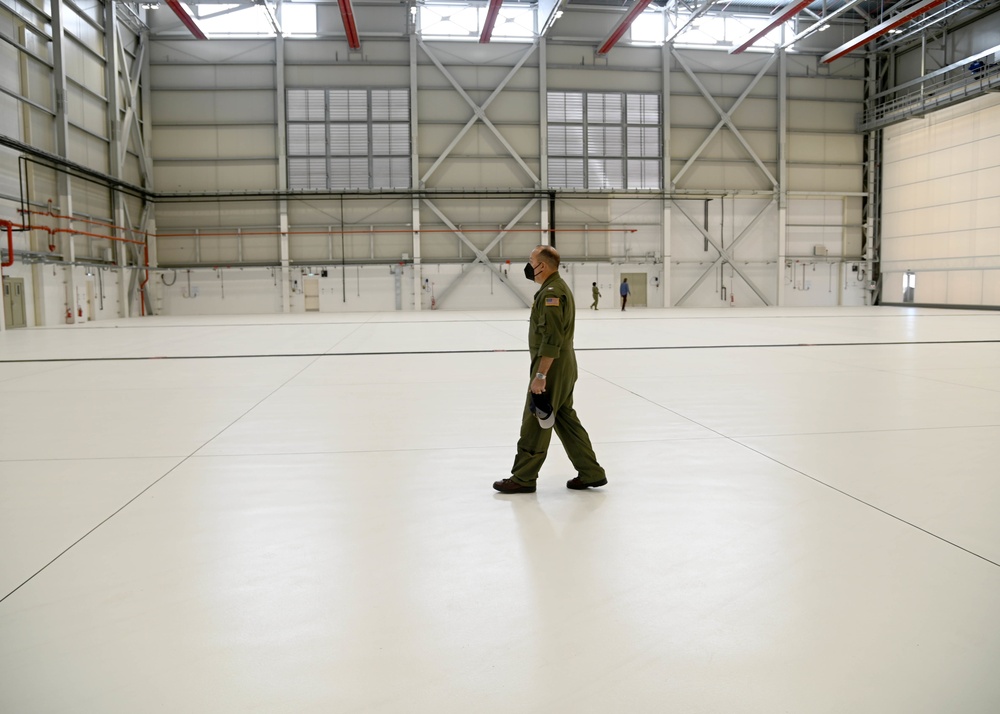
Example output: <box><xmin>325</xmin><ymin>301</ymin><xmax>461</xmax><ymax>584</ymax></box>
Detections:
<box><xmin>620</xmin><ymin>277</ymin><xmax>630</xmax><ymax>311</ymax></box>
<box><xmin>591</xmin><ymin>281</ymin><xmax>601</xmax><ymax>310</ymax></box>
<box><xmin>493</xmin><ymin>245</ymin><xmax>608</xmax><ymax>494</ymax></box>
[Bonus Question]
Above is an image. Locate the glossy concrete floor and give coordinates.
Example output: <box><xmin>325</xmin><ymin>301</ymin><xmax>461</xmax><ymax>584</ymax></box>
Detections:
<box><xmin>1</xmin><ymin>306</ymin><xmax>999</xmax><ymax>713</ymax></box>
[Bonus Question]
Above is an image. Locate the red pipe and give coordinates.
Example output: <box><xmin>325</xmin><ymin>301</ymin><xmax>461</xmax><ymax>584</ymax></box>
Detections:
<box><xmin>164</xmin><ymin>0</ymin><xmax>209</xmax><ymax>40</ymax></box>
<box><xmin>20</xmin><ymin>208</ymin><xmax>153</xmax><ymax>238</ymax></box>
<box><xmin>597</xmin><ymin>0</ymin><xmax>654</xmax><ymax>56</ymax></box>
<box><xmin>1</xmin><ymin>220</ymin><xmax>16</xmax><ymax>269</ymax></box>
<box><xmin>338</xmin><ymin>0</ymin><xmax>361</xmax><ymax>49</ymax></box>
<box><xmin>51</xmin><ymin>227</ymin><xmax>145</xmax><ymax>245</ymax></box>
<box><xmin>480</xmin><ymin>0</ymin><xmax>504</xmax><ymax>43</ymax></box>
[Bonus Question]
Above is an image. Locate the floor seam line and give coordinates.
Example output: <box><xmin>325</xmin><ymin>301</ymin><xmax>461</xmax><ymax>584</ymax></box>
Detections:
<box><xmin>585</xmin><ymin>369</ymin><xmax>1000</xmax><ymax>570</ymax></box>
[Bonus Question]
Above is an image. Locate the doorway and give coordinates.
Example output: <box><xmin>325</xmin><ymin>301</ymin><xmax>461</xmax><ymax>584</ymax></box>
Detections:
<box><xmin>621</xmin><ymin>273</ymin><xmax>647</xmax><ymax>307</ymax></box>
<box><xmin>304</xmin><ymin>277</ymin><xmax>320</xmax><ymax>311</ymax></box>
<box><xmin>3</xmin><ymin>277</ymin><xmax>27</xmax><ymax>328</ymax></box>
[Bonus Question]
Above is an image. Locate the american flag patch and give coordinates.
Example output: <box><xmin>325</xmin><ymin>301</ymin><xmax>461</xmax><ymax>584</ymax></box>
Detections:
<box><xmin>545</xmin><ymin>297</ymin><xmax>560</xmax><ymax>306</ymax></box>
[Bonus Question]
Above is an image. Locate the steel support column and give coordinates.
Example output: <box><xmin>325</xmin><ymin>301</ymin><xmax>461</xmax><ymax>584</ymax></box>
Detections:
<box><xmin>410</xmin><ymin>34</ymin><xmax>422</xmax><ymax>309</ymax></box>
<box><xmin>777</xmin><ymin>46</ymin><xmax>788</xmax><ymax>306</ymax></box>
<box><xmin>106</xmin><ymin>3</ymin><xmax>126</xmax><ymax>317</ymax></box>
<box><xmin>661</xmin><ymin>40</ymin><xmax>672</xmax><ymax>307</ymax></box>
<box><xmin>275</xmin><ymin>28</ymin><xmax>291</xmax><ymax>313</ymax></box>
<box><xmin>539</xmin><ymin>38</ymin><xmax>549</xmax><ymax>246</ymax></box>
<box><xmin>51</xmin><ymin>0</ymin><xmax>77</xmax><ymax>324</ymax></box>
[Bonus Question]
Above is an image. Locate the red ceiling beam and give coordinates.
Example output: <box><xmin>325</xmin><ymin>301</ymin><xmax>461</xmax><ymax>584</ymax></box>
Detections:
<box><xmin>164</xmin><ymin>0</ymin><xmax>208</xmax><ymax>40</ymax></box>
<box><xmin>729</xmin><ymin>0</ymin><xmax>813</xmax><ymax>54</ymax></box>
<box><xmin>821</xmin><ymin>0</ymin><xmax>948</xmax><ymax>63</ymax></box>
<box><xmin>596</xmin><ymin>0</ymin><xmax>654</xmax><ymax>56</ymax></box>
<box><xmin>480</xmin><ymin>0</ymin><xmax>504</xmax><ymax>43</ymax></box>
<box><xmin>338</xmin><ymin>0</ymin><xmax>361</xmax><ymax>50</ymax></box>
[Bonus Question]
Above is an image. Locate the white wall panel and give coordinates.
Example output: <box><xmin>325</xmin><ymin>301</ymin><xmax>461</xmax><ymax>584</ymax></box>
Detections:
<box><xmin>731</xmin><ymin>97</ymin><xmax>778</xmax><ymax>127</ymax></box>
<box><xmin>287</xmin><ymin>65</ymin><xmax>410</xmax><ymax>87</ymax></box>
<box><xmin>789</xmin><ymin>77</ymin><xmax>864</xmax><ymax>100</ymax></box>
<box><xmin>158</xmin><ymin>268</ymin><xmax>283</xmax><ymax>314</ymax></box>
<box><xmin>69</xmin><ymin>88</ymin><xmax>108</xmax><ymax>137</ymax></box>
<box><xmin>149</xmin><ymin>39</ymin><xmax>276</xmax><ymax>65</ymax></box>
<box><xmin>787</xmin><ymin>100</ymin><xmax>858</xmax><ymax>131</ymax></box>
<box><xmin>787</xmin><ymin>134</ymin><xmax>862</xmax><ymax>164</ymax></box>
<box><xmin>787</xmin><ymin>165</ymin><xmax>862</xmax><ymax>193</ymax></box>
<box><xmin>64</xmin><ymin>40</ymin><xmax>106</xmax><ymax>94</ymax></box>
<box><xmin>284</xmin><ymin>40</ymin><xmax>410</xmax><ymax>65</ymax></box>
<box><xmin>152</xmin><ymin>89</ymin><xmax>276</xmax><ymax>124</ymax></box>
<box><xmin>154</xmin><ymin>161</ymin><xmax>276</xmax><ymax>193</ymax></box>
<box><xmin>151</xmin><ymin>65</ymin><xmax>275</xmax><ymax>89</ymax></box>
<box><xmin>882</xmin><ymin>93</ymin><xmax>1000</xmax><ymax>307</ymax></box>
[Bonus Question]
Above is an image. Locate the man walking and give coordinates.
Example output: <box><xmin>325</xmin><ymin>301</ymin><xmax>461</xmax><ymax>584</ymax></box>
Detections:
<box><xmin>620</xmin><ymin>277</ymin><xmax>631</xmax><ymax>311</ymax></box>
<box><xmin>590</xmin><ymin>282</ymin><xmax>601</xmax><ymax>310</ymax></box>
<box><xmin>493</xmin><ymin>246</ymin><xmax>608</xmax><ymax>494</ymax></box>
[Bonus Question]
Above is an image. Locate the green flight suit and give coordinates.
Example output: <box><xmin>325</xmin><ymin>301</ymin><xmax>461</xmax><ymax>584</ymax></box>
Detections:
<box><xmin>509</xmin><ymin>271</ymin><xmax>606</xmax><ymax>486</ymax></box>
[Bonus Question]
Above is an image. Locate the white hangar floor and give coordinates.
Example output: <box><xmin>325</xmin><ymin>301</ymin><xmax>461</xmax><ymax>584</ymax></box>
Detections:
<box><xmin>2</xmin><ymin>306</ymin><xmax>999</xmax><ymax>712</ymax></box>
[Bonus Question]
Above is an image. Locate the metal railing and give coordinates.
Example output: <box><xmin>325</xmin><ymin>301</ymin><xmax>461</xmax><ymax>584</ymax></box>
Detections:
<box><xmin>860</xmin><ymin>61</ymin><xmax>1000</xmax><ymax>132</ymax></box>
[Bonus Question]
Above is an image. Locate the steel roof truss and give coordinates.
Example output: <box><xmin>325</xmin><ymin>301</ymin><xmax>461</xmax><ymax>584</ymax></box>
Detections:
<box><xmin>665</xmin><ymin>0</ymin><xmax>717</xmax><ymax>44</ymax></box>
<box><xmin>821</xmin><ymin>0</ymin><xmax>949</xmax><ymax>63</ymax></box>
<box><xmin>729</xmin><ymin>0</ymin><xmax>813</xmax><ymax>55</ymax></box>
<box><xmin>671</xmin><ymin>50</ymin><xmax>778</xmax><ymax>188</ymax></box>
<box><xmin>779</xmin><ymin>0</ymin><xmax>867</xmax><ymax>50</ymax></box>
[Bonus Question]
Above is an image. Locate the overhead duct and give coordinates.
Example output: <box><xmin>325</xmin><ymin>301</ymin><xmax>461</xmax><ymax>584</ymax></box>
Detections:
<box><xmin>821</xmin><ymin>0</ymin><xmax>948</xmax><ymax>63</ymax></box>
<box><xmin>729</xmin><ymin>0</ymin><xmax>813</xmax><ymax>54</ymax></box>
<box><xmin>338</xmin><ymin>0</ymin><xmax>361</xmax><ymax>49</ymax></box>
<box><xmin>164</xmin><ymin>0</ymin><xmax>208</xmax><ymax>40</ymax></box>
<box><xmin>596</xmin><ymin>0</ymin><xmax>654</xmax><ymax>56</ymax></box>
<box><xmin>480</xmin><ymin>0</ymin><xmax>504</xmax><ymax>42</ymax></box>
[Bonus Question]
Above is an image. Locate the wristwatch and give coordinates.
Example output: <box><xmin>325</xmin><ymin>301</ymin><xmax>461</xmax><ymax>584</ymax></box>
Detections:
<box><xmin>535</xmin><ymin>373</ymin><xmax>547</xmax><ymax>380</ymax></box>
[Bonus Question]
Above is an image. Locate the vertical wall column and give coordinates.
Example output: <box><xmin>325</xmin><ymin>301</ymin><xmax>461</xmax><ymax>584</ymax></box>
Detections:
<box><xmin>51</xmin><ymin>0</ymin><xmax>77</xmax><ymax>324</ymax></box>
<box><xmin>538</xmin><ymin>39</ymin><xmax>549</xmax><ymax>247</ymax></box>
<box><xmin>660</xmin><ymin>42</ymin><xmax>671</xmax><ymax>307</ymax></box>
<box><xmin>410</xmin><ymin>35</ymin><xmax>422</xmax><ymax>310</ymax></box>
<box><xmin>863</xmin><ymin>52</ymin><xmax>881</xmax><ymax>306</ymax></box>
<box><xmin>275</xmin><ymin>32</ymin><xmax>291</xmax><ymax>313</ymax></box>
<box><xmin>777</xmin><ymin>48</ymin><xmax>788</xmax><ymax>307</ymax></box>
<box><xmin>18</xmin><ymin>24</ymin><xmax>46</xmax><ymax>324</ymax></box>
<box><xmin>106</xmin><ymin>1</ymin><xmax>129</xmax><ymax>317</ymax></box>
<box><xmin>132</xmin><ymin>31</ymin><xmax>155</xmax><ymax>317</ymax></box>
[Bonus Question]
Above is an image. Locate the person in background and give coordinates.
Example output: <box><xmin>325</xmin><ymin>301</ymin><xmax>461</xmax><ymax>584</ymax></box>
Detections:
<box><xmin>591</xmin><ymin>282</ymin><xmax>601</xmax><ymax>310</ymax></box>
<box><xmin>620</xmin><ymin>277</ymin><xmax>631</xmax><ymax>311</ymax></box>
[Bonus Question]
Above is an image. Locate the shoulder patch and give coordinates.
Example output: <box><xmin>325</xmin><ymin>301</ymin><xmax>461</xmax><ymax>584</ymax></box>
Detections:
<box><xmin>545</xmin><ymin>296</ymin><xmax>560</xmax><ymax>307</ymax></box>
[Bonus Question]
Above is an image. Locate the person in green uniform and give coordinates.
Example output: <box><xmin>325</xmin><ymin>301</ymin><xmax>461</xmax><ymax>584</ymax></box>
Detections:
<box><xmin>590</xmin><ymin>282</ymin><xmax>601</xmax><ymax>310</ymax></box>
<box><xmin>493</xmin><ymin>245</ymin><xmax>608</xmax><ymax>494</ymax></box>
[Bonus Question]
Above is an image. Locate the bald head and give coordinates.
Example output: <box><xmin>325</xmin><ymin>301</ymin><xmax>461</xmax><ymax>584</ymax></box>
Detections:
<box><xmin>534</xmin><ymin>245</ymin><xmax>560</xmax><ymax>270</ymax></box>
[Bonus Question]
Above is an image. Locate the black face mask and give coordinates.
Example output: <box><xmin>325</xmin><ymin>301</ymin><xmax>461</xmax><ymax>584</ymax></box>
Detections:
<box><xmin>524</xmin><ymin>262</ymin><xmax>537</xmax><ymax>281</ymax></box>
